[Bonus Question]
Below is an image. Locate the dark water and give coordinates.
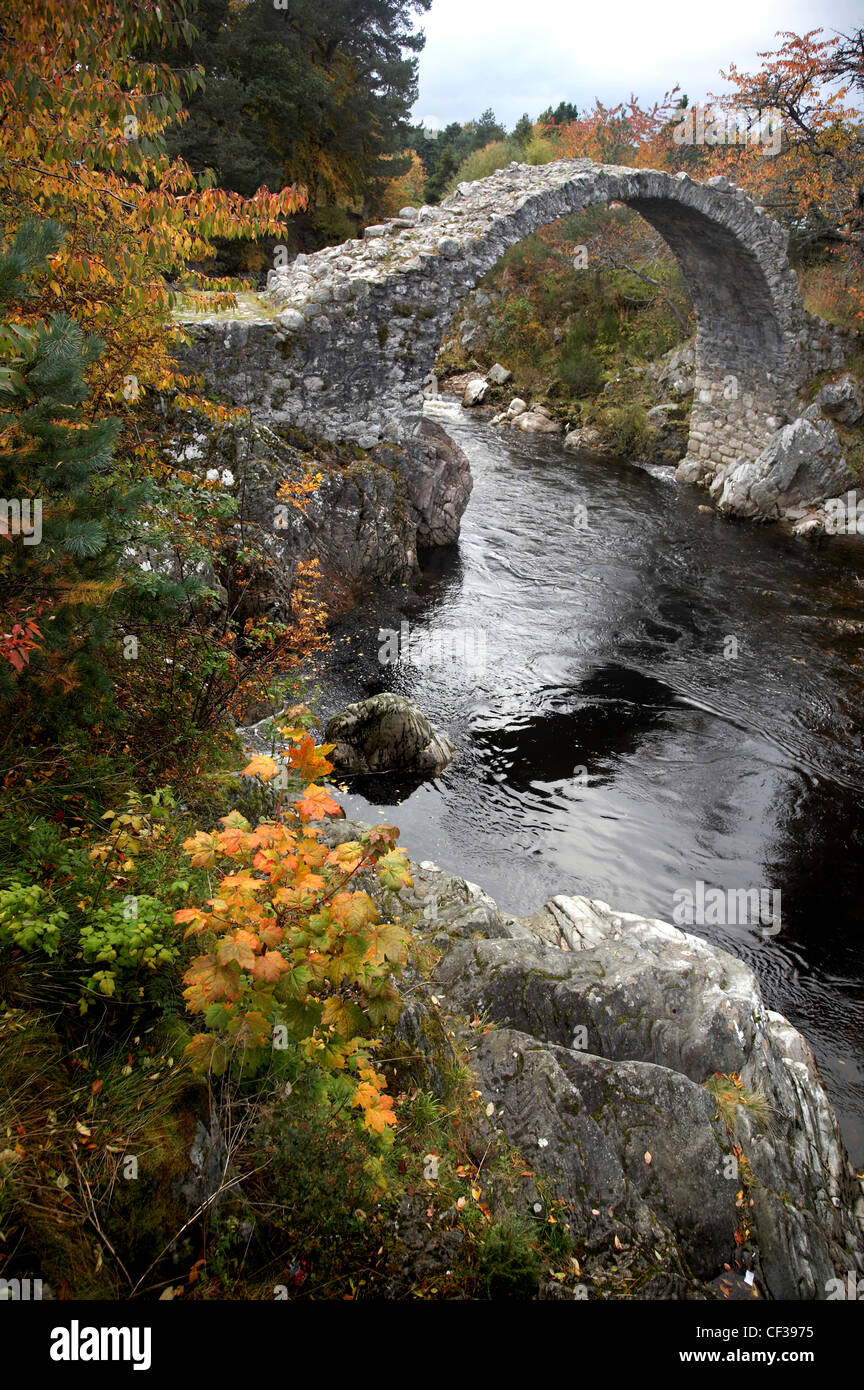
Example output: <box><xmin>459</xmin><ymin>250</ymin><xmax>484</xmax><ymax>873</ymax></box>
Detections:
<box><xmin>313</xmin><ymin>397</ymin><xmax>864</xmax><ymax>1164</ymax></box>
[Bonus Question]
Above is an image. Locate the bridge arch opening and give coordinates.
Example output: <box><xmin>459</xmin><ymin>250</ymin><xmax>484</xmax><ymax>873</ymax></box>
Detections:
<box><xmin>616</xmin><ymin>195</ymin><xmax>783</xmax><ymax>371</ymax></box>
<box><xmin>432</xmin><ymin>198</ymin><xmax>695</xmax><ymax>410</ymax></box>
<box><xmin>434</xmin><ymin>183</ymin><xmax>785</xmax><ymax>389</ymax></box>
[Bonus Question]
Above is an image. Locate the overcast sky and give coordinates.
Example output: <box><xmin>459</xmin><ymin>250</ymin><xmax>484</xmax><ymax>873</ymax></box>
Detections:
<box><xmin>411</xmin><ymin>0</ymin><xmax>862</xmax><ymax>131</ymax></box>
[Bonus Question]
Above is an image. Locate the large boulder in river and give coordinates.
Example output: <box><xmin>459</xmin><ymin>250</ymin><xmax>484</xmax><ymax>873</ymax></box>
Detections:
<box><xmin>462</xmin><ymin>377</ymin><xmax>489</xmax><ymax>407</ymax></box>
<box><xmin>325</xmin><ymin>694</ymin><xmax>455</xmax><ymax>775</ymax></box>
<box><xmin>564</xmin><ymin>425</ymin><xmax>618</xmax><ymax>457</ymax></box>
<box><xmin>512</xmin><ymin>408</ymin><xmax>562</xmax><ymax>435</ymax></box>
<box><xmin>711</xmin><ymin>406</ymin><xmax>853</xmax><ymax>520</ymax></box>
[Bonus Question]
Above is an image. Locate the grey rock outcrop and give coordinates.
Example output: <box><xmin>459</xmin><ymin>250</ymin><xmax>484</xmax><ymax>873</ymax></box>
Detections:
<box><xmin>158</xmin><ymin>414</ymin><xmax>471</xmax><ymax>614</ymax></box>
<box><xmin>323</xmin><ymin>820</ymin><xmax>864</xmax><ymax>1299</ymax></box>
<box><xmin>413</xmin><ymin>418</ymin><xmax>475</xmax><ymax>548</ymax></box>
<box><xmin>711</xmin><ymin>408</ymin><xmax>854</xmax><ymax>520</ymax></box>
<box><xmin>455</xmin><ymin>894</ymin><xmax>864</xmax><ymax>1298</ymax></box>
<box><xmin>646</xmin><ymin>403</ymin><xmax>683</xmax><ymax>425</ymax></box>
<box><xmin>471</xmin><ymin>1028</ymin><xmax>737</xmax><ymax>1278</ymax></box>
<box><xmin>324</xmin><ymin>694</ymin><xmax>455</xmax><ymax>775</ymax></box>
<box><xmin>815</xmin><ymin>373</ymin><xmax>863</xmax><ymax>426</ymax></box>
<box><xmin>649</xmin><ymin>340</ymin><xmax>696</xmax><ymax>399</ymax></box>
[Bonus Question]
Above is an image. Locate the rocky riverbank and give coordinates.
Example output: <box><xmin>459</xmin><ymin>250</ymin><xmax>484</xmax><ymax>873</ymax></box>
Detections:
<box><xmin>441</xmin><ymin>341</ymin><xmax>864</xmax><ymax>532</ymax></box>
<box><xmin>439</xmin><ymin>207</ymin><xmax>864</xmax><ymax>533</ymax></box>
<box><xmin>150</xmin><ymin>411</ymin><xmax>472</xmax><ymax>628</ymax></box>
<box><xmin>321</xmin><ymin>817</ymin><xmax>864</xmax><ymax>1300</ymax></box>
<box><xmin>438</xmin><ymin>342</ymin><xmax>695</xmax><ymax>466</ymax></box>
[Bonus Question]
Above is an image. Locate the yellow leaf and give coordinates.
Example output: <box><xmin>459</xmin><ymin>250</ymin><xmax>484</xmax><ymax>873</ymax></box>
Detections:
<box><xmin>242</xmin><ymin>754</ymin><xmax>281</xmax><ymax>782</ymax></box>
<box><xmin>361</xmin><ymin>1093</ymin><xmax>397</xmax><ymax>1134</ymax></box>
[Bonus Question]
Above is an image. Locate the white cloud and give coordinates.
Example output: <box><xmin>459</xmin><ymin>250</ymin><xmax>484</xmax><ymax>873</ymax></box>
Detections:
<box><xmin>411</xmin><ymin>0</ymin><xmax>862</xmax><ymax>128</ymax></box>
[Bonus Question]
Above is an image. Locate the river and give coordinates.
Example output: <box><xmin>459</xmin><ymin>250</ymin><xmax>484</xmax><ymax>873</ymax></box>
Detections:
<box><xmin>313</xmin><ymin>396</ymin><xmax>864</xmax><ymax>1165</ymax></box>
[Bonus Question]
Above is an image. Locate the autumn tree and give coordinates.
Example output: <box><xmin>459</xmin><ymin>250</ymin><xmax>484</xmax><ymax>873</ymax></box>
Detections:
<box><xmin>374</xmin><ymin>151</ymin><xmax>427</xmax><ymax>219</ymax></box>
<box><xmin>0</xmin><ymin>0</ymin><xmax>305</xmax><ymax>422</ymax></box>
<box><xmin>698</xmin><ymin>28</ymin><xmax>864</xmax><ymax>318</ymax></box>
<box><xmin>0</xmin><ymin>1</ymin><xmax>327</xmax><ymax>765</ymax></box>
<box><xmin>549</xmin><ymin>93</ymin><xmax>683</xmax><ymax>168</ymax></box>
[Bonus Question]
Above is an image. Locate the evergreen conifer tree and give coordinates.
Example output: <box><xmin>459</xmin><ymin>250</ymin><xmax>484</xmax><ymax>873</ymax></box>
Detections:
<box><xmin>0</xmin><ymin>218</ymin><xmax>145</xmax><ymax>721</ymax></box>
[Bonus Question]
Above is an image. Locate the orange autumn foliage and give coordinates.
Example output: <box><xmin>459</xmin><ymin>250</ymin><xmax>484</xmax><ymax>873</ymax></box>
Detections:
<box><xmin>179</xmin><ymin>729</ymin><xmax>413</xmax><ymax>1134</ymax></box>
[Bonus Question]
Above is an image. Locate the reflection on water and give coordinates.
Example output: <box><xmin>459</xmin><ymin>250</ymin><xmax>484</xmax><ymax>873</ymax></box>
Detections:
<box><xmin>312</xmin><ymin>397</ymin><xmax>864</xmax><ymax>1163</ymax></box>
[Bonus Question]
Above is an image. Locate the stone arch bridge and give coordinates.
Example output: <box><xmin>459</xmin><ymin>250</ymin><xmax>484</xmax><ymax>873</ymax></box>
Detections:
<box><xmin>183</xmin><ymin>159</ymin><xmax>847</xmax><ymax>489</ymax></box>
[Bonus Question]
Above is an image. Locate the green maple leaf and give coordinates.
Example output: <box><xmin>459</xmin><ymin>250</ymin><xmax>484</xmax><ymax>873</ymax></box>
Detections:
<box><xmin>376</xmin><ymin>851</ymin><xmax>413</xmax><ymax>890</ymax></box>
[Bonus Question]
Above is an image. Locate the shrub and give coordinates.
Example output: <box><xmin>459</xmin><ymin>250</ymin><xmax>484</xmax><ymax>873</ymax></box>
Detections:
<box><xmin>450</xmin><ymin>140</ymin><xmax>522</xmax><ymax>190</ymax></box>
<box><xmin>243</xmin><ymin>1070</ymin><xmax>386</xmax><ymax>1290</ymax></box>
<box><xmin>474</xmin><ymin>1211</ymin><xmax>543</xmax><ymax>1298</ymax></box>
<box><xmin>558</xmin><ymin>348</ymin><xmax>604</xmax><ymax>396</ymax></box>
<box><xmin>590</xmin><ymin>402</ymin><xmax>648</xmax><ymax>455</ymax></box>
<box><xmin>178</xmin><ymin>732</ymin><xmax>413</xmax><ymax>1143</ymax></box>
<box><xmin>523</xmin><ymin>134</ymin><xmax>562</xmax><ymax>166</ymax></box>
